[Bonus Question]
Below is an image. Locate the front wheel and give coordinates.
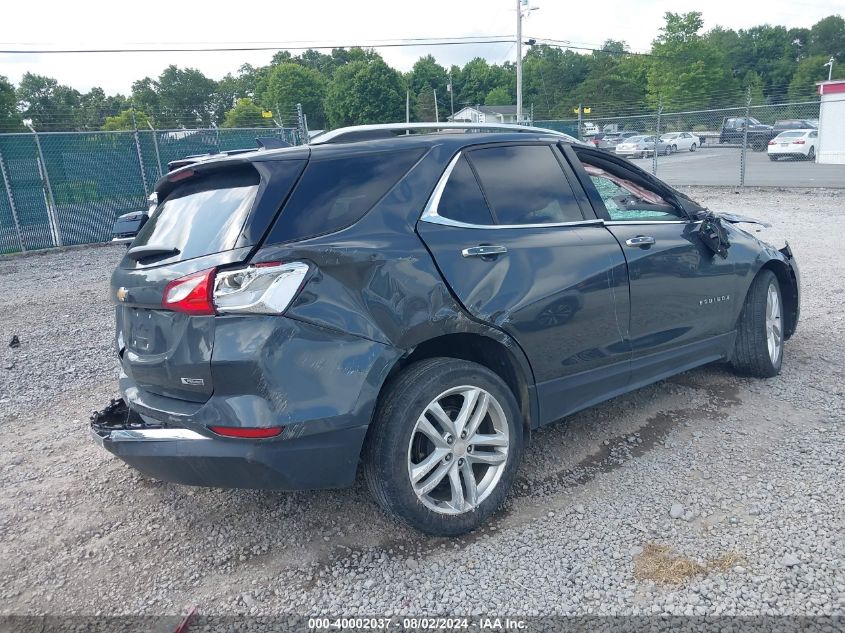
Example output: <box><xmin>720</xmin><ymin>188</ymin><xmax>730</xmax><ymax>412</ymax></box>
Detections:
<box><xmin>690</xmin><ymin>143</ymin><xmax>697</xmax><ymax>152</ymax></box>
<box><xmin>731</xmin><ymin>270</ymin><xmax>784</xmax><ymax>378</ymax></box>
<box><xmin>364</xmin><ymin>358</ymin><xmax>524</xmax><ymax>536</ymax></box>
<box><xmin>807</xmin><ymin>146</ymin><xmax>815</xmax><ymax>161</ymax></box>
<box><xmin>664</xmin><ymin>146</ymin><xmax>671</xmax><ymax>156</ymax></box>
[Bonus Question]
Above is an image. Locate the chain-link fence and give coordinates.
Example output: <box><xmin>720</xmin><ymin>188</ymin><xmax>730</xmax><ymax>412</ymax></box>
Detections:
<box><xmin>537</xmin><ymin>99</ymin><xmax>845</xmax><ymax>189</ymax></box>
<box><xmin>0</xmin><ymin>126</ymin><xmax>300</xmax><ymax>254</ymax></box>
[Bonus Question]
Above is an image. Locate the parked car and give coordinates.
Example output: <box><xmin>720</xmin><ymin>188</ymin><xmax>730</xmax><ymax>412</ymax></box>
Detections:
<box><xmin>92</xmin><ymin>122</ymin><xmax>800</xmax><ymax>536</ymax></box>
<box><xmin>772</xmin><ymin>119</ymin><xmax>817</xmax><ymax>132</ymax></box>
<box><xmin>719</xmin><ymin>117</ymin><xmax>775</xmax><ymax>151</ymax></box>
<box><xmin>768</xmin><ymin>129</ymin><xmax>818</xmax><ymax>161</ymax></box>
<box><xmin>660</xmin><ymin>132</ymin><xmax>700</xmax><ymax>152</ymax></box>
<box><xmin>615</xmin><ymin>135</ymin><xmax>670</xmax><ymax>158</ymax></box>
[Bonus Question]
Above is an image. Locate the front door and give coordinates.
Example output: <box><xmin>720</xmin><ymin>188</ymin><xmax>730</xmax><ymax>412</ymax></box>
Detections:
<box><xmin>417</xmin><ymin>143</ymin><xmax>631</xmax><ymax>424</ymax></box>
<box><xmin>573</xmin><ymin>149</ymin><xmax>740</xmax><ymax>381</ymax></box>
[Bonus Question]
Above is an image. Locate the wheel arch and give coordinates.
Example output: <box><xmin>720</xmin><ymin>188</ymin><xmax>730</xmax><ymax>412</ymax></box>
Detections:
<box><xmin>381</xmin><ymin>331</ymin><xmax>539</xmax><ymax>435</ymax></box>
<box><xmin>744</xmin><ymin>258</ymin><xmax>799</xmax><ymax>340</ymax></box>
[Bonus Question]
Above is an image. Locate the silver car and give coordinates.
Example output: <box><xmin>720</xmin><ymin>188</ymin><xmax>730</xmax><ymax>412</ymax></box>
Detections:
<box><xmin>615</xmin><ymin>135</ymin><xmax>670</xmax><ymax>159</ymax></box>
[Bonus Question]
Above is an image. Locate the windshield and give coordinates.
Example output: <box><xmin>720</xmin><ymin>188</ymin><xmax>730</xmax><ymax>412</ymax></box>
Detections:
<box><xmin>132</xmin><ymin>168</ymin><xmax>259</xmax><ymax>263</ymax></box>
<box><xmin>662</xmin><ymin>133</ymin><xmax>679</xmax><ymax>139</ymax></box>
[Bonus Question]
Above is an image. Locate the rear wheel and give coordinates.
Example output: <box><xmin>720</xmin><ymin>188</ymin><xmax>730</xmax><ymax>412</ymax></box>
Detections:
<box><xmin>769</xmin><ymin>155</ymin><xmax>778</xmax><ymax>161</ymax></box>
<box><xmin>690</xmin><ymin>143</ymin><xmax>697</xmax><ymax>152</ymax></box>
<box><xmin>364</xmin><ymin>358</ymin><xmax>523</xmax><ymax>536</ymax></box>
<box><xmin>671</xmin><ymin>144</ymin><xmax>678</xmax><ymax>153</ymax></box>
<box><xmin>807</xmin><ymin>146</ymin><xmax>816</xmax><ymax>161</ymax></box>
<box><xmin>664</xmin><ymin>145</ymin><xmax>671</xmax><ymax>155</ymax></box>
<box><xmin>731</xmin><ymin>270</ymin><xmax>783</xmax><ymax>378</ymax></box>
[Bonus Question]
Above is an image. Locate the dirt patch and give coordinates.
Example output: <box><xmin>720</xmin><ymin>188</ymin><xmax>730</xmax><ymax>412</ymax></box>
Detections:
<box><xmin>634</xmin><ymin>543</ymin><xmax>743</xmax><ymax>585</ymax></box>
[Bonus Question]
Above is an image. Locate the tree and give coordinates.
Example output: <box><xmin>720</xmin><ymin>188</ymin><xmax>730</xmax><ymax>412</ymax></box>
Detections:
<box><xmin>484</xmin><ymin>87</ymin><xmax>511</xmax><ymax>106</ymax></box>
<box><xmin>259</xmin><ymin>63</ymin><xmax>326</xmax><ymax>129</ymax></box>
<box><xmin>808</xmin><ymin>15</ymin><xmax>845</xmax><ymax>62</ymax></box>
<box><xmin>222</xmin><ymin>98</ymin><xmax>275</xmax><ymax>128</ymax></box>
<box><xmin>132</xmin><ymin>66</ymin><xmax>217</xmax><ymax>128</ymax></box>
<box><xmin>788</xmin><ymin>54</ymin><xmax>842</xmax><ymax>100</ymax></box>
<box><xmin>16</xmin><ymin>73</ymin><xmax>82</xmax><ymax>131</ymax></box>
<box><xmin>647</xmin><ymin>12</ymin><xmax>740</xmax><ymax>110</ymax></box>
<box><xmin>522</xmin><ymin>46</ymin><xmax>589</xmax><ymax>118</ymax></box>
<box><xmin>101</xmin><ymin>108</ymin><xmax>151</xmax><ymax>131</ymax></box>
<box><xmin>454</xmin><ymin>57</ymin><xmax>512</xmax><ymax>108</ymax></box>
<box><xmin>409</xmin><ymin>55</ymin><xmax>449</xmax><ymax>114</ymax></box>
<box><xmin>0</xmin><ymin>76</ymin><xmax>22</xmax><ymax>132</ymax></box>
<box><xmin>325</xmin><ymin>59</ymin><xmax>406</xmax><ymax>128</ymax></box>
<box><xmin>414</xmin><ymin>88</ymin><xmax>437</xmax><ymax>121</ymax></box>
<box><xmin>77</xmin><ymin>88</ymin><xmax>128</xmax><ymax>130</ymax></box>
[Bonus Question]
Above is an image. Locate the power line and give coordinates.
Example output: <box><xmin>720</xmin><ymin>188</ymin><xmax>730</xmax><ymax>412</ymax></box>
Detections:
<box><xmin>0</xmin><ymin>37</ymin><xmax>518</xmax><ymax>55</ymax></box>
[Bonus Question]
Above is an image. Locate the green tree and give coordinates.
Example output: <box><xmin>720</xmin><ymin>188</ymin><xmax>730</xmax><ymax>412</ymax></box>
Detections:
<box><xmin>454</xmin><ymin>57</ymin><xmax>512</xmax><ymax>108</ymax></box>
<box><xmin>0</xmin><ymin>76</ymin><xmax>22</xmax><ymax>132</ymax></box>
<box><xmin>259</xmin><ymin>63</ymin><xmax>326</xmax><ymax>129</ymax></box>
<box><xmin>647</xmin><ymin>12</ymin><xmax>740</xmax><ymax>110</ymax></box>
<box><xmin>414</xmin><ymin>88</ymin><xmax>437</xmax><ymax>121</ymax></box>
<box><xmin>222</xmin><ymin>98</ymin><xmax>275</xmax><ymax>128</ymax></box>
<box><xmin>484</xmin><ymin>86</ymin><xmax>511</xmax><ymax>106</ymax></box>
<box><xmin>16</xmin><ymin>73</ymin><xmax>82</xmax><ymax>131</ymax></box>
<box><xmin>523</xmin><ymin>46</ymin><xmax>589</xmax><ymax>118</ymax></box>
<box><xmin>101</xmin><ymin>108</ymin><xmax>151</xmax><ymax>131</ymax></box>
<box><xmin>325</xmin><ymin>59</ymin><xmax>406</xmax><ymax>128</ymax></box>
<box><xmin>788</xmin><ymin>54</ymin><xmax>842</xmax><ymax>100</ymax></box>
<box><xmin>132</xmin><ymin>66</ymin><xmax>217</xmax><ymax>128</ymax></box>
<box><xmin>409</xmin><ymin>55</ymin><xmax>450</xmax><ymax>114</ymax></box>
<box><xmin>808</xmin><ymin>15</ymin><xmax>845</xmax><ymax>62</ymax></box>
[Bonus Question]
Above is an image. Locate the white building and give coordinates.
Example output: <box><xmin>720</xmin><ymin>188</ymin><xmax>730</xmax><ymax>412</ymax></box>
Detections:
<box><xmin>816</xmin><ymin>80</ymin><xmax>845</xmax><ymax>165</ymax></box>
<box><xmin>448</xmin><ymin>106</ymin><xmax>523</xmax><ymax>125</ymax></box>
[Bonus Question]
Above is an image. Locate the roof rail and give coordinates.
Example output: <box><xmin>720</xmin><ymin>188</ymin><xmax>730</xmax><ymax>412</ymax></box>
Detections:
<box><xmin>309</xmin><ymin>122</ymin><xmax>581</xmax><ymax>145</ymax></box>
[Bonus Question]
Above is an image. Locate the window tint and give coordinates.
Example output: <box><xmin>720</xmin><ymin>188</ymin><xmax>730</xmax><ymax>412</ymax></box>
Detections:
<box><xmin>133</xmin><ymin>167</ymin><xmax>259</xmax><ymax>263</ymax></box>
<box><xmin>438</xmin><ymin>156</ymin><xmax>494</xmax><ymax>225</ymax></box>
<box><xmin>468</xmin><ymin>145</ymin><xmax>583</xmax><ymax>225</ymax></box>
<box><xmin>268</xmin><ymin>148</ymin><xmax>424</xmax><ymax>244</ymax></box>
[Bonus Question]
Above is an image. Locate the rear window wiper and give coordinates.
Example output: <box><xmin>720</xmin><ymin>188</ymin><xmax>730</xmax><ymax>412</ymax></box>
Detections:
<box><xmin>126</xmin><ymin>244</ymin><xmax>181</xmax><ymax>262</ymax></box>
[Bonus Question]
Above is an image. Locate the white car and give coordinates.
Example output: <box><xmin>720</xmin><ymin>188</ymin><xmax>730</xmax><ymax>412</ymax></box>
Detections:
<box><xmin>660</xmin><ymin>132</ymin><xmax>700</xmax><ymax>152</ymax></box>
<box><xmin>768</xmin><ymin>130</ymin><xmax>818</xmax><ymax>161</ymax></box>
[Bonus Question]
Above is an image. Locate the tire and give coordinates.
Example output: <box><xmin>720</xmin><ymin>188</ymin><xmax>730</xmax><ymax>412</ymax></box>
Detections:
<box><xmin>664</xmin><ymin>146</ymin><xmax>671</xmax><ymax>156</ymax></box>
<box><xmin>731</xmin><ymin>270</ymin><xmax>784</xmax><ymax>378</ymax></box>
<box><xmin>690</xmin><ymin>143</ymin><xmax>697</xmax><ymax>152</ymax></box>
<box><xmin>769</xmin><ymin>155</ymin><xmax>778</xmax><ymax>161</ymax></box>
<box><xmin>671</xmin><ymin>144</ymin><xmax>677</xmax><ymax>153</ymax></box>
<box><xmin>364</xmin><ymin>358</ymin><xmax>524</xmax><ymax>536</ymax></box>
<box><xmin>807</xmin><ymin>146</ymin><xmax>815</xmax><ymax>161</ymax></box>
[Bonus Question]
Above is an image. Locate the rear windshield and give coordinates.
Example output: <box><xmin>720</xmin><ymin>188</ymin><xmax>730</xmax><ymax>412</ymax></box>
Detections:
<box><xmin>133</xmin><ymin>167</ymin><xmax>259</xmax><ymax>262</ymax></box>
<box><xmin>776</xmin><ymin>131</ymin><xmax>805</xmax><ymax>138</ymax></box>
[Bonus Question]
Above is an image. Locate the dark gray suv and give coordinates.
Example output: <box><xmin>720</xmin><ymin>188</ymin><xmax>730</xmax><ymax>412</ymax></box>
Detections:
<box><xmin>93</xmin><ymin>123</ymin><xmax>799</xmax><ymax>536</ymax></box>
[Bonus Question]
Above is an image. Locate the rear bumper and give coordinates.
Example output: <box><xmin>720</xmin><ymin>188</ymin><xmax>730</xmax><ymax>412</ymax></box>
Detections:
<box><xmin>92</xmin><ymin>422</ymin><xmax>368</xmax><ymax>489</ymax></box>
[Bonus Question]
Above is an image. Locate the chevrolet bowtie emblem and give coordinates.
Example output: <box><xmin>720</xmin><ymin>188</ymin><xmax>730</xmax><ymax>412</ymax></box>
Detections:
<box><xmin>116</xmin><ymin>287</ymin><xmax>129</xmax><ymax>302</ymax></box>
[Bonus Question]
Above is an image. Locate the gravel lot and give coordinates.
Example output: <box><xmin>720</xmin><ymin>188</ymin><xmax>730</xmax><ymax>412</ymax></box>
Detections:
<box><xmin>0</xmin><ymin>187</ymin><xmax>843</xmax><ymax>620</ymax></box>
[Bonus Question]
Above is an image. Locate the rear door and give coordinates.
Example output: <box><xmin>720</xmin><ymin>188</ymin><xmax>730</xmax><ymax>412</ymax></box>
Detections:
<box><xmin>417</xmin><ymin>143</ymin><xmax>631</xmax><ymax>424</ymax></box>
<box><xmin>112</xmin><ymin>160</ymin><xmax>305</xmax><ymax>402</ymax></box>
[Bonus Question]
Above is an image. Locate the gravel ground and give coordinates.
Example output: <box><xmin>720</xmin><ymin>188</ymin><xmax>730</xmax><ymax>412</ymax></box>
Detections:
<box><xmin>0</xmin><ymin>187</ymin><xmax>843</xmax><ymax>619</ymax></box>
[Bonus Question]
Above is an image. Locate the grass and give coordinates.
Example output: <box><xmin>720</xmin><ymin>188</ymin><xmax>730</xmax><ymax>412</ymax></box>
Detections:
<box><xmin>633</xmin><ymin>543</ymin><xmax>743</xmax><ymax>585</ymax></box>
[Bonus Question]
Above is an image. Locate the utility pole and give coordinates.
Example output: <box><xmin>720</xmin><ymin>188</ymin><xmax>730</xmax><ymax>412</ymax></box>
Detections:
<box><xmin>448</xmin><ymin>78</ymin><xmax>454</xmax><ymax>117</ymax></box>
<box><xmin>515</xmin><ymin>0</ymin><xmax>537</xmax><ymax>124</ymax></box>
<box><xmin>434</xmin><ymin>89</ymin><xmax>439</xmax><ymax>123</ymax></box>
<box><xmin>406</xmin><ymin>90</ymin><xmax>410</xmax><ymax>124</ymax></box>
<box><xmin>516</xmin><ymin>0</ymin><xmax>523</xmax><ymax>123</ymax></box>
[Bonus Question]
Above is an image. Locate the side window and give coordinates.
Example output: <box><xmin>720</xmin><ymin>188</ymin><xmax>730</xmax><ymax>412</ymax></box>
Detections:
<box><xmin>581</xmin><ymin>162</ymin><xmax>682</xmax><ymax>222</ymax></box>
<box><xmin>268</xmin><ymin>148</ymin><xmax>424</xmax><ymax>244</ymax></box>
<box><xmin>468</xmin><ymin>145</ymin><xmax>583</xmax><ymax>225</ymax></box>
<box><xmin>437</xmin><ymin>156</ymin><xmax>494</xmax><ymax>225</ymax></box>
<box><xmin>809</xmin><ymin>131</ymin><xmax>818</xmax><ymax>138</ymax></box>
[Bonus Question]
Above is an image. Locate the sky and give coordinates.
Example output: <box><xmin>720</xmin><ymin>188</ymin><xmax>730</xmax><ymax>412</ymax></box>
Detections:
<box><xmin>0</xmin><ymin>0</ymin><xmax>840</xmax><ymax>95</ymax></box>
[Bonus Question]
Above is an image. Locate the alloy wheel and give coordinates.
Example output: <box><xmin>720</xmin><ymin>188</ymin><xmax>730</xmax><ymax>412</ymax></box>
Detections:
<box><xmin>766</xmin><ymin>283</ymin><xmax>782</xmax><ymax>365</ymax></box>
<box><xmin>407</xmin><ymin>386</ymin><xmax>509</xmax><ymax>515</ymax></box>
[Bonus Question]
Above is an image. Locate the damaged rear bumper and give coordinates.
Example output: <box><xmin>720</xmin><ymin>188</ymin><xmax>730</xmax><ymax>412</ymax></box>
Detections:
<box><xmin>91</xmin><ymin>399</ymin><xmax>367</xmax><ymax>490</ymax></box>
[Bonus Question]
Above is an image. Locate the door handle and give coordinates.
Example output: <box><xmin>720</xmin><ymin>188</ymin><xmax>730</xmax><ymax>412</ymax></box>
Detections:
<box><xmin>461</xmin><ymin>245</ymin><xmax>508</xmax><ymax>258</ymax></box>
<box><xmin>625</xmin><ymin>236</ymin><xmax>655</xmax><ymax>248</ymax></box>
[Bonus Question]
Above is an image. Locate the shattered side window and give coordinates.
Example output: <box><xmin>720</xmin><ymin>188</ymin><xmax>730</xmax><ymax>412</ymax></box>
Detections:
<box><xmin>582</xmin><ymin>163</ymin><xmax>681</xmax><ymax>221</ymax></box>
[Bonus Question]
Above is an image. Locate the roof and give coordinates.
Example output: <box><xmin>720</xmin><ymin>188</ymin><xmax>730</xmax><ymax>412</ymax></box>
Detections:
<box><xmin>453</xmin><ymin>105</ymin><xmax>518</xmax><ymax>116</ymax></box>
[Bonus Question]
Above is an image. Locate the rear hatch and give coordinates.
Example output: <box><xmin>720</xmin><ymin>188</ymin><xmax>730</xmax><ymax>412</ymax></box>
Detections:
<box><xmin>112</xmin><ymin>157</ymin><xmax>305</xmax><ymax>403</ymax></box>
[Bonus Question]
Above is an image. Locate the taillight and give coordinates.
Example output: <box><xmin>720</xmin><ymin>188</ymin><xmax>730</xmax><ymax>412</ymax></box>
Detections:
<box><xmin>209</xmin><ymin>426</ymin><xmax>284</xmax><ymax>438</ymax></box>
<box><xmin>162</xmin><ymin>268</ymin><xmax>215</xmax><ymax>315</ymax></box>
<box><xmin>793</xmin><ymin>139</ymin><xmax>805</xmax><ymax>144</ymax></box>
<box><xmin>768</xmin><ymin>140</ymin><xmax>776</xmax><ymax>145</ymax></box>
<box><xmin>213</xmin><ymin>261</ymin><xmax>309</xmax><ymax>315</ymax></box>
